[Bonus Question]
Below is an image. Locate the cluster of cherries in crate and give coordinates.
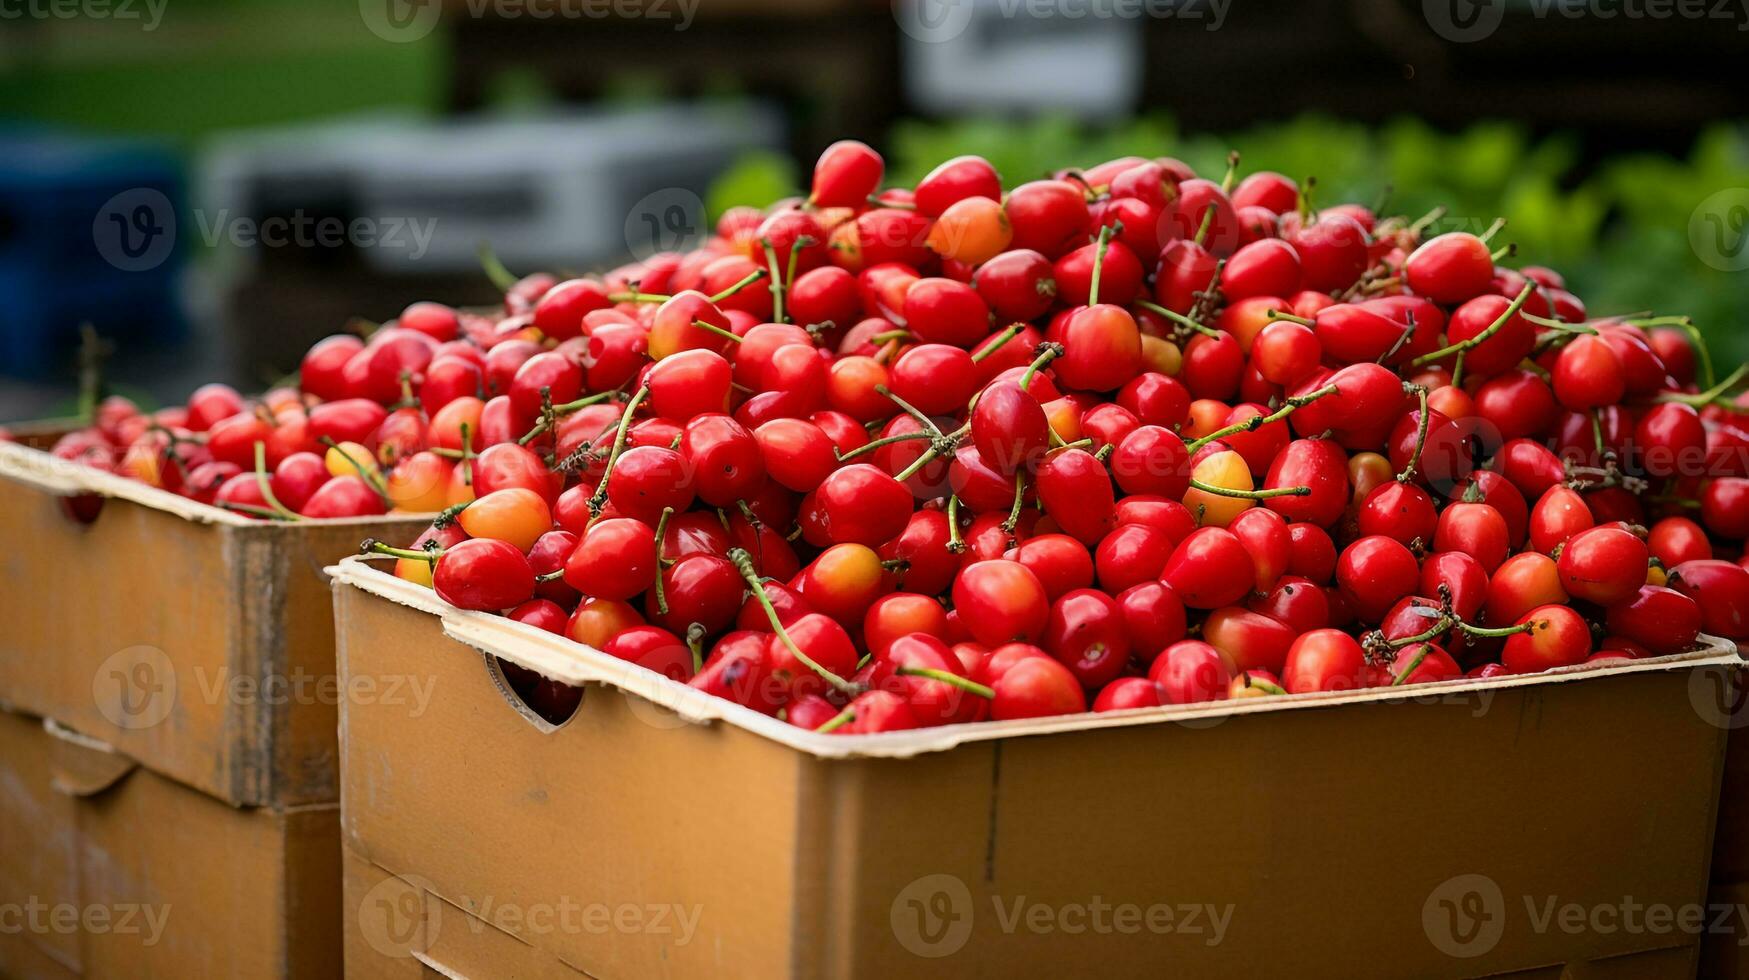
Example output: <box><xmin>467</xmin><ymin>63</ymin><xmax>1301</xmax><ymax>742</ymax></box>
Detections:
<box><xmin>27</xmin><ymin>140</ymin><xmax>1749</xmax><ymax>733</ymax></box>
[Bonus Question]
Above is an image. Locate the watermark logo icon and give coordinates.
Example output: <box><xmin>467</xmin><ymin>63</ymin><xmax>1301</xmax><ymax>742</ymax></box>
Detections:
<box><xmin>1690</xmin><ymin>188</ymin><xmax>1749</xmax><ymax>272</ymax></box>
<box><xmin>358</xmin><ymin>873</ymin><xmax>441</xmax><ymax>959</ymax></box>
<box><xmin>1423</xmin><ymin>873</ymin><xmax>1505</xmax><ymax>958</ymax></box>
<box><xmin>92</xmin><ymin>645</ymin><xmax>176</xmax><ymax>730</ymax></box>
<box><xmin>1690</xmin><ymin>665</ymin><xmax>1749</xmax><ymax>730</ymax></box>
<box><xmin>360</xmin><ymin>0</ymin><xmax>441</xmax><ymax>43</ymax></box>
<box><xmin>891</xmin><ymin>873</ymin><xmax>974</xmax><ymax>957</ymax></box>
<box><xmin>1423</xmin><ymin>0</ymin><xmax>1504</xmax><ymax>42</ymax></box>
<box><xmin>93</xmin><ymin>188</ymin><xmax>176</xmax><ymax>272</ymax></box>
<box><xmin>894</xmin><ymin>0</ymin><xmax>977</xmax><ymax>43</ymax></box>
<box><xmin>624</xmin><ymin>188</ymin><xmax>707</xmax><ymax>262</ymax></box>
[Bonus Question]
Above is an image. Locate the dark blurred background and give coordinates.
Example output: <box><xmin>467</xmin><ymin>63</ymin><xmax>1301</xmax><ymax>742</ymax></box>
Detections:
<box><xmin>6</xmin><ymin>0</ymin><xmax>1749</xmax><ymax>419</ymax></box>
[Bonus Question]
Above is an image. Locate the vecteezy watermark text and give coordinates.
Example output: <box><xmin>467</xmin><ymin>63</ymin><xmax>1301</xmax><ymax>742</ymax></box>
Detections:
<box><xmin>93</xmin><ymin>189</ymin><xmax>437</xmax><ymax>272</ymax></box>
<box><xmin>890</xmin><ymin>874</ymin><xmax>1232</xmax><ymax>958</ymax></box>
<box><xmin>0</xmin><ymin>899</ymin><xmax>171</xmax><ymax>946</ymax></box>
<box><xmin>1424</xmin><ymin>874</ymin><xmax>1749</xmax><ymax>958</ymax></box>
<box><xmin>0</xmin><ymin>0</ymin><xmax>167</xmax><ymax>30</ymax></box>
<box><xmin>1425</xmin><ymin>0</ymin><xmax>1749</xmax><ymax>43</ymax></box>
<box><xmin>359</xmin><ymin>0</ymin><xmax>699</xmax><ymax>43</ymax></box>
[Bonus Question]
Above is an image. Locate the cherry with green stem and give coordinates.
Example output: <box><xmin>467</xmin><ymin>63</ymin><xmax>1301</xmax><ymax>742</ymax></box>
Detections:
<box><xmin>728</xmin><ymin>547</ymin><xmax>859</xmax><ymax>695</ymax></box>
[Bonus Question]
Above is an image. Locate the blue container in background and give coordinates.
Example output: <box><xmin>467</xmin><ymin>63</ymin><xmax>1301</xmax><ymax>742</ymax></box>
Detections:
<box><xmin>0</xmin><ymin>127</ymin><xmax>186</xmax><ymax>378</ymax></box>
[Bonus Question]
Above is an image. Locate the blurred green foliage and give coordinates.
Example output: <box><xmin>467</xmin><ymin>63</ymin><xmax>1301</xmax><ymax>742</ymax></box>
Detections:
<box><xmin>711</xmin><ymin>114</ymin><xmax>1749</xmax><ymax>362</ymax></box>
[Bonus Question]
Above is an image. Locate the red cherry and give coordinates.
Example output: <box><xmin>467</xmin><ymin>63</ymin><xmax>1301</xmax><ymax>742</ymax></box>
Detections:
<box><xmin>1149</xmin><ymin>640</ymin><xmax>1233</xmax><ymax>703</ymax></box>
<box><xmin>1552</xmin><ymin>335</ymin><xmax>1626</xmax><ymax>411</ymax></box>
<box><xmin>1556</xmin><ymin>525</ymin><xmax>1648</xmax><ymax>605</ymax></box>
<box><xmin>1281</xmin><ymin>629</ymin><xmax>1366</xmax><ymax>693</ymax></box>
<box><xmin>1335</xmin><ymin>536</ymin><xmax>1418</xmax><ymax>623</ymax></box>
<box><xmin>953</xmin><ymin>560</ymin><xmax>1050</xmax><ymax>648</ymax></box>
<box><xmin>1004</xmin><ymin>180</ymin><xmax>1091</xmax><ymax>258</ymax></box>
<box><xmin>815</xmin><ymin>464</ymin><xmax>912</xmax><ymax>546</ymax></box>
<box><xmin>1404</xmin><ymin>232</ymin><xmax>1494</xmax><ymax>304</ymax></box>
<box><xmin>1035</xmin><ymin>448</ymin><xmax>1117</xmax><ymax>545</ymax></box>
<box><xmin>809</xmin><ymin>139</ymin><xmax>883</xmax><ymax>209</ymax></box>
<box><xmin>1162</xmin><ymin>527</ymin><xmax>1255</xmax><ymax>609</ymax></box>
<box><xmin>1605</xmin><ymin>585</ymin><xmax>1701</xmax><ymax>656</ymax></box>
<box><xmin>433</xmin><ymin>538</ymin><xmax>535</xmax><ymax>611</ymax></box>
<box><xmin>1501</xmin><ymin>605</ymin><xmax>1592</xmax><ymax>673</ymax></box>
<box><xmin>1669</xmin><ymin>560</ymin><xmax>1749</xmax><ymax>639</ymax></box>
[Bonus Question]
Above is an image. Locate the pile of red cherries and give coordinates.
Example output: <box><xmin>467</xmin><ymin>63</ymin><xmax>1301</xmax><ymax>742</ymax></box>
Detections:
<box><xmin>29</xmin><ymin>139</ymin><xmax>1749</xmax><ymax>733</ymax></box>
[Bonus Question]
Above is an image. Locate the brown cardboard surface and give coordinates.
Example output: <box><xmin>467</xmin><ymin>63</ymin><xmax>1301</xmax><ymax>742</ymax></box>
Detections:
<box><xmin>0</xmin><ymin>708</ymin><xmax>342</xmax><ymax>979</ymax></box>
<box><xmin>332</xmin><ymin>562</ymin><xmax>1737</xmax><ymax>980</ymax></box>
<box><xmin>0</xmin><ymin>438</ymin><xmax>426</xmax><ymax>807</ymax></box>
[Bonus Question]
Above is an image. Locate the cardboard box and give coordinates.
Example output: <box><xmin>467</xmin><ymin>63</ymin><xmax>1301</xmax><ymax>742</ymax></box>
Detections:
<box><xmin>0</xmin><ymin>707</ymin><xmax>341</xmax><ymax>979</ymax></box>
<box><xmin>0</xmin><ymin>435</ymin><xmax>426</xmax><ymax>807</ymax></box>
<box><xmin>1703</xmin><ymin>650</ymin><xmax>1749</xmax><ymax>977</ymax></box>
<box><xmin>331</xmin><ymin>557</ymin><xmax>1738</xmax><ymax>979</ymax></box>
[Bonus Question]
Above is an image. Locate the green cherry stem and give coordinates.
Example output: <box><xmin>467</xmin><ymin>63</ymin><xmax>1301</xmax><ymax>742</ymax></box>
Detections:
<box><xmin>653</xmin><ymin>506</ymin><xmax>676</xmax><ymax>614</ymax></box>
<box><xmin>1018</xmin><ymin>342</ymin><xmax>1066</xmax><ymax>391</ymax></box>
<box><xmin>895</xmin><ymin>666</ymin><xmax>994</xmax><ymax>699</ymax></box>
<box><xmin>709</xmin><ymin>268</ymin><xmax>769</xmax><ymax>305</ymax></box>
<box><xmin>816</xmin><ymin>705</ymin><xmax>857</xmax><ymax>733</ymax></box>
<box><xmin>836</xmin><ymin>430</ymin><xmax>933</xmax><ymax>462</ymax></box>
<box><xmin>1136</xmin><ymin>300</ymin><xmax>1222</xmax><ymax>339</ymax></box>
<box><xmin>477</xmin><ymin>242</ymin><xmax>517</xmax><ymax>292</ymax></box>
<box><xmin>1002</xmin><ymin>472</ymin><xmax>1026</xmax><ymax>534</ymax></box>
<box><xmin>1087</xmin><ymin>223</ymin><xmax>1115</xmax><ymax>308</ymax></box>
<box><xmin>607</xmin><ymin>290</ymin><xmax>671</xmax><ymax>304</ymax></box>
<box><xmin>971</xmin><ymin>322</ymin><xmax>1024</xmax><ymax>363</ymax></box>
<box><xmin>1188</xmin><ymin>479</ymin><xmax>1310</xmax><ymax>499</ymax></box>
<box><xmin>691</xmin><ymin>319</ymin><xmax>744</xmax><ymax>345</ymax></box>
<box><xmin>1657</xmin><ymin>363</ymin><xmax>1749</xmax><ymax>406</ymax></box>
<box><xmin>1390</xmin><ymin>644</ymin><xmax>1435</xmax><ymax>687</ymax></box>
<box><xmin>1186</xmin><ymin>383</ymin><xmax>1340</xmax><ymax>454</ymax></box>
<box><xmin>761</xmin><ymin>238</ymin><xmax>787</xmax><ymax>324</ymax></box>
<box><xmin>729</xmin><ymin>548</ymin><xmax>859</xmax><ymax>695</ymax></box>
<box><xmin>1396</xmin><ymin>384</ymin><xmax>1431</xmax><ymax>485</ymax></box>
<box><xmin>361</xmin><ymin>538</ymin><xmax>442</xmax><ymax>564</ymax></box>
<box><xmin>587</xmin><ymin>382</ymin><xmax>651</xmax><ymax>516</ymax></box>
<box><xmin>252</xmin><ymin>441</ymin><xmax>301</xmax><ymax>521</ymax></box>
<box><xmin>1409</xmin><ymin>282</ymin><xmax>1536</xmax><ymax>369</ymax></box>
